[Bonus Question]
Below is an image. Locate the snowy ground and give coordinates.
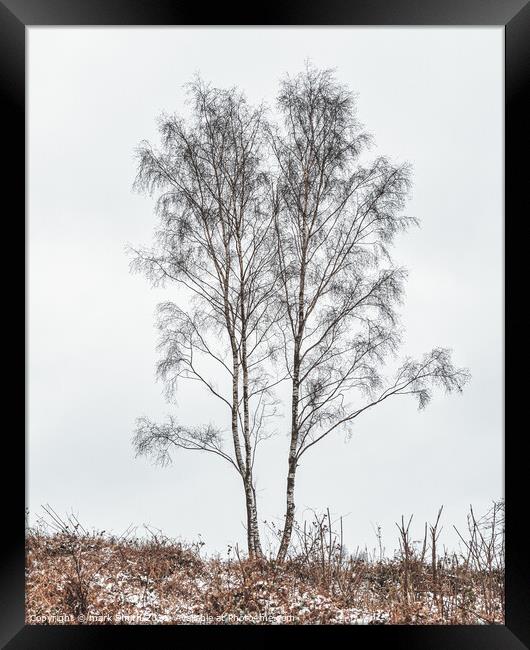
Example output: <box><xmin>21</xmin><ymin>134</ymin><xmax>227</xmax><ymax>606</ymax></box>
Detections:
<box><xmin>25</xmin><ymin>530</ymin><xmax>503</xmax><ymax>625</ymax></box>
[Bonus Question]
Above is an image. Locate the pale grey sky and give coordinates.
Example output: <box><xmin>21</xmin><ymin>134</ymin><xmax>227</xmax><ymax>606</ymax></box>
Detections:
<box><xmin>28</xmin><ymin>27</ymin><xmax>503</xmax><ymax>555</ymax></box>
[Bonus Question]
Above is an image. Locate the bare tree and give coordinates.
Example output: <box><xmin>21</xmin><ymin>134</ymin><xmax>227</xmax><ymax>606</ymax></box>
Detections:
<box><xmin>270</xmin><ymin>66</ymin><xmax>470</xmax><ymax>562</ymax></box>
<box><xmin>130</xmin><ymin>68</ymin><xmax>470</xmax><ymax>562</ymax></box>
<box><xmin>130</xmin><ymin>79</ymin><xmax>279</xmax><ymax>557</ymax></box>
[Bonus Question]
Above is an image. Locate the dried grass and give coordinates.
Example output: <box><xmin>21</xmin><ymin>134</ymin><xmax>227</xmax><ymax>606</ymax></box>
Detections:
<box><xmin>25</xmin><ymin>502</ymin><xmax>504</xmax><ymax>625</ymax></box>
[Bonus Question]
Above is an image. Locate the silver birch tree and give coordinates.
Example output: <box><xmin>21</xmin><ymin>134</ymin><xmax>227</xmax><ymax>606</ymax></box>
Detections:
<box><xmin>270</xmin><ymin>66</ymin><xmax>470</xmax><ymax>562</ymax></box>
<box><xmin>130</xmin><ymin>80</ymin><xmax>279</xmax><ymax>557</ymax></box>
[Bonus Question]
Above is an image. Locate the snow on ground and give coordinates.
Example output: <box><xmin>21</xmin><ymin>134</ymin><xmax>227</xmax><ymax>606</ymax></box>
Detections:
<box><xmin>25</xmin><ymin>532</ymin><xmax>504</xmax><ymax>625</ymax></box>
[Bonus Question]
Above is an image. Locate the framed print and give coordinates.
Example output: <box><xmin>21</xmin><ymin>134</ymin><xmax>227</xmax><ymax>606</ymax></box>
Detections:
<box><xmin>2</xmin><ymin>0</ymin><xmax>528</xmax><ymax>647</ymax></box>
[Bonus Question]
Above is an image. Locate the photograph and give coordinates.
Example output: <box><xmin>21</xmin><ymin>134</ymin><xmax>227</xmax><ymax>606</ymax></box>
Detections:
<box><xmin>26</xmin><ymin>26</ymin><xmax>504</xmax><ymax>626</ymax></box>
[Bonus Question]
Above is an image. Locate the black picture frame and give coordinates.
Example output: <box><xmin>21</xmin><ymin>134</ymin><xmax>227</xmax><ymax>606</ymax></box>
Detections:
<box><xmin>3</xmin><ymin>0</ymin><xmax>528</xmax><ymax>647</ymax></box>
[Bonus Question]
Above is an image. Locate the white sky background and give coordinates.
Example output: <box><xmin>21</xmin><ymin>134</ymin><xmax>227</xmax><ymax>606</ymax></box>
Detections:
<box><xmin>28</xmin><ymin>27</ymin><xmax>503</xmax><ymax>556</ymax></box>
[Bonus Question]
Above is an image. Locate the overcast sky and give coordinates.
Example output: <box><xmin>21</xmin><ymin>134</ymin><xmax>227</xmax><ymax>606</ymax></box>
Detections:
<box><xmin>28</xmin><ymin>27</ymin><xmax>503</xmax><ymax>555</ymax></box>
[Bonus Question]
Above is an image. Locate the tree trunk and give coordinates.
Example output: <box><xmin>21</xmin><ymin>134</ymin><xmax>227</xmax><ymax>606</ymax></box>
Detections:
<box><xmin>276</xmin><ymin>458</ymin><xmax>297</xmax><ymax>562</ymax></box>
<box><xmin>230</xmin><ymin>345</ymin><xmax>260</xmax><ymax>557</ymax></box>
<box><xmin>250</xmin><ymin>485</ymin><xmax>262</xmax><ymax>556</ymax></box>
<box><xmin>244</xmin><ymin>485</ymin><xmax>254</xmax><ymax>556</ymax></box>
<box><xmin>277</xmin><ymin>245</ymin><xmax>306</xmax><ymax>562</ymax></box>
<box><xmin>238</xmin><ymin>260</ymin><xmax>263</xmax><ymax>558</ymax></box>
<box><xmin>232</xmin><ymin>329</ymin><xmax>263</xmax><ymax>558</ymax></box>
<box><xmin>277</xmin><ymin>358</ymin><xmax>301</xmax><ymax>562</ymax></box>
<box><xmin>243</xmin><ymin>482</ymin><xmax>262</xmax><ymax>558</ymax></box>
